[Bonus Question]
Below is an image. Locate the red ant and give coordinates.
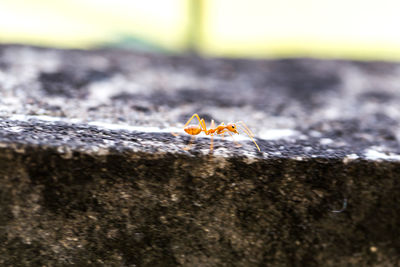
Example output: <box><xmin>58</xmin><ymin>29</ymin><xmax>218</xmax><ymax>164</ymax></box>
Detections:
<box><xmin>177</xmin><ymin>113</ymin><xmax>261</xmax><ymax>152</ymax></box>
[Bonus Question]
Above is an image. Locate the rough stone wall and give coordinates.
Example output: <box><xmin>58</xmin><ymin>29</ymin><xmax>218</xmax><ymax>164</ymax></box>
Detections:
<box><xmin>0</xmin><ymin>45</ymin><xmax>400</xmax><ymax>266</ymax></box>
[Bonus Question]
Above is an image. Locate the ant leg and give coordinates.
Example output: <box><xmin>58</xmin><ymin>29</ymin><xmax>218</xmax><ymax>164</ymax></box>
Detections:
<box><xmin>210</xmin><ymin>134</ymin><xmax>214</xmax><ymax>153</ymax></box>
<box><xmin>209</xmin><ymin>119</ymin><xmax>215</xmax><ymax>152</ymax></box>
<box><xmin>200</xmin><ymin>118</ymin><xmax>208</xmax><ymax>134</ymax></box>
<box><xmin>210</xmin><ymin>119</ymin><xmax>215</xmax><ymax>130</ymax></box>
<box><xmin>184</xmin><ymin>113</ymin><xmax>202</xmax><ymax>127</ymax></box>
<box><xmin>226</xmin><ymin>131</ymin><xmax>242</xmax><ymax>147</ymax></box>
<box><xmin>183</xmin><ymin>135</ymin><xmax>196</xmax><ymax>151</ymax></box>
<box><xmin>218</xmin><ymin>129</ymin><xmax>242</xmax><ymax>148</ymax></box>
<box><xmin>184</xmin><ymin>114</ymin><xmax>208</xmax><ymax>134</ymax></box>
<box><xmin>219</xmin><ymin>123</ymin><xmax>226</xmax><ymax>144</ymax></box>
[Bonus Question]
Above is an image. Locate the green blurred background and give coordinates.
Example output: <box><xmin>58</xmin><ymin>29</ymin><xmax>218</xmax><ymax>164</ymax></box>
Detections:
<box><xmin>1</xmin><ymin>0</ymin><xmax>400</xmax><ymax>60</ymax></box>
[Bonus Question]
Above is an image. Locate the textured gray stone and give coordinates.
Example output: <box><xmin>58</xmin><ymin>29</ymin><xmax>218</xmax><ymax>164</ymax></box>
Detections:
<box><xmin>0</xmin><ymin>45</ymin><xmax>400</xmax><ymax>266</ymax></box>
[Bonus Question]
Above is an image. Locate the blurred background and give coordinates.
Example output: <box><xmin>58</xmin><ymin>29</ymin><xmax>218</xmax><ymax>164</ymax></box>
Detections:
<box><xmin>1</xmin><ymin>0</ymin><xmax>400</xmax><ymax>60</ymax></box>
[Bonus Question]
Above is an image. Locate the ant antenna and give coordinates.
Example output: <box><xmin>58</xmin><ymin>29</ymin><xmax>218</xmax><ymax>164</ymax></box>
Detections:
<box><xmin>237</xmin><ymin>121</ymin><xmax>256</xmax><ymax>137</ymax></box>
<box><xmin>236</xmin><ymin>124</ymin><xmax>261</xmax><ymax>152</ymax></box>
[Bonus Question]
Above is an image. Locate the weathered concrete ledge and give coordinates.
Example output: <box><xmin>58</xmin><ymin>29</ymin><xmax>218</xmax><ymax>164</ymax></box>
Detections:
<box><xmin>0</xmin><ymin>45</ymin><xmax>400</xmax><ymax>266</ymax></box>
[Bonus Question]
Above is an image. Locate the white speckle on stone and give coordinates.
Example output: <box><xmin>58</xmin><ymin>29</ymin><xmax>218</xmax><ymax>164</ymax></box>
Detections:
<box><xmin>320</xmin><ymin>138</ymin><xmax>333</xmax><ymax>145</ymax></box>
<box><xmin>294</xmin><ymin>156</ymin><xmax>303</xmax><ymax>161</ymax></box>
<box><xmin>321</xmin><ymin>106</ymin><xmax>341</xmax><ymax>119</ymax></box>
<box><xmin>364</xmin><ymin>148</ymin><xmax>400</xmax><ymax>161</ymax></box>
<box><xmin>241</xmin><ymin>151</ymin><xmax>259</xmax><ymax>163</ymax></box>
<box><xmin>9</xmin><ymin>114</ymin><xmax>62</xmax><ymax>123</ymax></box>
<box><xmin>87</xmin><ymin>146</ymin><xmax>109</xmax><ymax>156</ymax></box>
<box><xmin>171</xmin><ymin>194</ymin><xmax>178</xmax><ymax>202</ymax></box>
<box><xmin>57</xmin><ymin>146</ymin><xmax>73</xmax><ymax>159</ymax></box>
<box><xmin>87</xmin><ymin>76</ymin><xmax>143</xmax><ymax>103</ymax></box>
<box><xmin>210</xmin><ymin>148</ymin><xmax>227</xmax><ymax>157</ymax></box>
<box><xmin>89</xmin><ymin>121</ymin><xmax>171</xmax><ymax>133</ymax></box>
<box><xmin>7</xmin><ymin>126</ymin><xmax>23</xmax><ymax>133</ymax></box>
<box><xmin>102</xmin><ymin>139</ymin><xmax>115</xmax><ymax>146</ymax></box>
<box><xmin>298</xmin><ymin>134</ymin><xmax>308</xmax><ymax>140</ymax></box>
<box><xmin>309</xmin><ymin>130</ymin><xmax>322</xmax><ymax>138</ymax></box>
<box><xmin>14</xmin><ymin>146</ymin><xmax>25</xmax><ymax>154</ymax></box>
<box><xmin>303</xmin><ymin>146</ymin><xmax>313</xmax><ymax>152</ymax></box>
<box><xmin>259</xmin><ymin>129</ymin><xmax>299</xmax><ymax>140</ymax></box>
<box><xmin>343</xmin><ymin>153</ymin><xmax>359</xmax><ymax>164</ymax></box>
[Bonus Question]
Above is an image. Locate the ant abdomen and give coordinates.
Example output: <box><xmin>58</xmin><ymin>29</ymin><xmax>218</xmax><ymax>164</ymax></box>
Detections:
<box><xmin>184</xmin><ymin>125</ymin><xmax>202</xmax><ymax>135</ymax></box>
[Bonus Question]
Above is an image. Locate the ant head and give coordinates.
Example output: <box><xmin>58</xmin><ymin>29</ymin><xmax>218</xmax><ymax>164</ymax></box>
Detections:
<box><xmin>226</xmin><ymin>123</ymin><xmax>239</xmax><ymax>134</ymax></box>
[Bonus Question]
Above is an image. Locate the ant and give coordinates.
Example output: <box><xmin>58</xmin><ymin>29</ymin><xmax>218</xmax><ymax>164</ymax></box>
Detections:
<box><xmin>177</xmin><ymin>113</ymin><xmax>261</xmax><ymax>152</ymax></box>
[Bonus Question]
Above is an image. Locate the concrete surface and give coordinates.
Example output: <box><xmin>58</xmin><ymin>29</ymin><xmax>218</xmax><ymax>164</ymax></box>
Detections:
<box><xmin>0</xmin><ymin>45</ymin><xmax>400</xmax><ymax>266</ymax></box>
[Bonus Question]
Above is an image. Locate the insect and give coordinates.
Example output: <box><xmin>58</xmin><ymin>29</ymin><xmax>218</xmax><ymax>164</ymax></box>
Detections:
<box><xmin>179</xmin><ymin>113</ymin><xmax>261</xmax><ymax>152</ymax></box>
